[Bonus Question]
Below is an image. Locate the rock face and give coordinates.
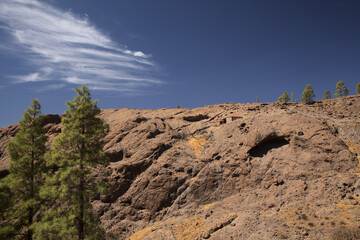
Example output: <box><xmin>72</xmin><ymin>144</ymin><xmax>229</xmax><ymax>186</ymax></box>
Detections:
<box><xmin>1</xmin><ymin>96</ymin><xmax>360</xmax><ymax>239</ymax></box>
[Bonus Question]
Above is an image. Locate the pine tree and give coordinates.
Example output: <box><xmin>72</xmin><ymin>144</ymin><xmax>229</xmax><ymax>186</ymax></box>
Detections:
<box><xmin>323</xmin><ymin>89</ymin><xmax>331</xmax><ymax>99</ymax></box>
<box><xmin>334</xmin><ymin>81</ymin><xmax>349</xmax><ymax>97</ymax></box>
<box><xmin>35</xmin><ymin>86</ymin><xmax>109</xmax><ymax>240</ymax></box>
<box><xmin>277</xmin><ymin>91</ymin><xmax>290</xmax><ymax>103</ymax></box>
<box><xmin>356</xmin><ymin>82</ymin><xmax>360</xmax><ymax>95</ymax></box>
<box><xmin>290</xmin><ymin>92</ymin><xmax>295</xmax><ymax>102</ymax></box>
<box><xmin>256</xmin><ymin>96</ymin><xmax>259</xmax><ymax>103</ymax></box>
<box><xmin>0</xmin><ymin>178</ymin><xmax>12</xmax><ymax>238</ymax></box>
<box><xmin>0</xmin><ymin>99</ymin><xmax>48</xmax><ymax>240</ymax></box>
<box><xmin>301</xmin><ymin>84</ymin><xmax>315</xmax><ymax>103</ymax></box>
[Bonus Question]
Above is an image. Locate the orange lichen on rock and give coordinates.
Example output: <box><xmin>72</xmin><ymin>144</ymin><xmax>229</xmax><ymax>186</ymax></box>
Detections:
<box><xmin>203</xmin><ymin>201</ymin><xmax>218</xmax><ymax>210</ymax></box>
<box><xmin>336</xmin><ymin>197</ymin><xmax>360</xmax><ymax>224</ymax></box>
<box><xmin>344</xmin><ymin>140</ymin><xmax>360</xmax><ymax>176</ymax></box>
<box><xmin>277</xmin><ymin>205</ymin><xmax>318</xmax><ymax>230</ymax></box>
<box><xmin>171</xmin><ymin>215</ymin><xmax>206</xmax><ymax>240</ymax></box>
<box><xmin>186</xmin><ymin>134</ymin><xmax>208</xmax><ymax>157</ymax></box>
<box><xmin>127</xmin><ymin>222</ymin><xmax>159</xmax><ymax>240</ymax></box>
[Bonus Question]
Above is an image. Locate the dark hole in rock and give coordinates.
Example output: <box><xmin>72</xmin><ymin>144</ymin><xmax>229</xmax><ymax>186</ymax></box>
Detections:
<box><xmin>247</xmin><ymin>107</ymin><xmax>259</xmax><ymax>111</ymax></box>
<box><xmin>109</xmin><ymin>150</ymin><xmax>124</xmax><ymax>162</ymax></box>
<box><xmin>183</xmin><ymin>114</ymin><xmax>209</xmax><ymax>122</ymax></box>
<box><xmin>147</xmin><ymin>129</ymin><xmax>161</xmax><ymax>139</ymax></box>
<box><xmin>101</xmin><ymin>179</ymin><xmax>131</xmax><ymax>203</ymax></box>
<box><xmin>124</xmin><ymin>151</ymin><xmax>132</xmax><ymax>158</ymax></box>
<box><xmin>151</xmin><ymin>144</ymin><xmax>171</xmax><ymax>160</ymax></box>
<box><xmin>248</xmin><ymin>136</ymin><xmax>289</xmax><ymax>157</ymax></box>
<box><xmin>115</xmin><ymin>135</ymin><xmax>125</xmax><ymax>143</ymax></box>
<box><xmin>134</xmin><ymin>117</ymin><xmax>147</xmax><ymax>123</ymax></box>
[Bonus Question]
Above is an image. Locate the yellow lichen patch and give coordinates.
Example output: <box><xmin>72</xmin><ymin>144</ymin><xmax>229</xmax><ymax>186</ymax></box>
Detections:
<box><xmin>346</xmin><ymin>122</ymin><xmax>359</xmax><ymax>128</ymax></box>
<box><xmin>277</xmin><ymin>205</ymin><xmax>319</xmax><ymax>230</ymax></box>
<box><xmin>186</xmin><ymin>135</ymin><xmax>208</xmax><ymax>157</ymax></box>
<box><xmin>344</xmin><ymin>140</ymin><xmax>360</xmax><ymax>155</ymax></box>
<box><xmin>189</xmin><ymin>176</ymin><xmax>197</xmax><ymax>181</ymax></box>
<box><xmin>203</xmin><ymin>201</ymin><xmax>217</xmax><ymax>210</ymax></box>
<box><xmin>171</xmin><ymin>215</ymin><xmax>206</xmax><ymax>240</ymax></box>
<box><xmin>128</xmin><ymin>215</ymin><xmax>206</xmax><ymax>240</ymax></box>
<box><xmin>330</xmin><ymin>140</ymin><xmax>360</xmax><ymax>230</ymax></box>
<box><xmin>350</xmin><ymin>166</ymin><xmax>360</xmax><ymax>177</ymax></box>
<box><xmin>344</xmin><ymin>140</ymin><xmax>360</xmax><ymax>176</ymax></box>
<box><xmin>278</xmin><ymin>200</ymin><xmax>360</xmax><ymax>236</ymax></box>
<box><xmin>127</xmin><ymin>218</ymin><xmax>179</xmax><ymax>240</ymax></box>
<box><xmin>201</xmin><ymin>214</ymin><xmax>238</xmax><ymax>239</ymax></box>
<box><xmin>127</xmin><ymin>222</ymin><xmax>159</xmax><ymax>240</ymax></box>
<box><xmin>336</xmin><ymin>197</ymin><xmax>360</xmax><ymax>224</ymax></box>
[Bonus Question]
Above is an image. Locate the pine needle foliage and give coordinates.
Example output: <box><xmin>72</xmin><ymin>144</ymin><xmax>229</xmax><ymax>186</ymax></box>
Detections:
<box><xmin>356</xmin><ymin>82</ymin><xmax>360</xmax><ymax>95</ymax></box>
<box><xmin>301</xmin><ymin>84</ymin><xmax>315</xmax><ymax>103</ymax></box>
<box><xmin>0</xmin><ymin>99</ymin><xmax>48</xmax><ymax>240</ymax></box>
<box><xmin>0</xmin><ymin>176</ymin><xmax>14</xmax><ymax>238</ymax></box>
<box><xmin>0</xmin><ymin>180</ymin><xmax>11</xmax><ymax>221</ymax></box>
<box><xmin>34</xmin><ymin>86</ymin><xmax>109</xmax><ymax>240</ymax></box>
<box><xmin>290</xmin><ymin>92</ymin><xmax>295</xmax><ymax>102</ymax></box>
<box><xmin>334</xmin><ymin>81</ymin><xmax>349</xmax><ymax>97</ymax></box>
<box><xmin>323</xmin><ymin>89</ymin><xmax>331</xmax><ymax>99</ymax></box>
<box><xmin>277</xmin><ymin>91</ymin><xmax>290</xmax><ymax>103</ymax></box>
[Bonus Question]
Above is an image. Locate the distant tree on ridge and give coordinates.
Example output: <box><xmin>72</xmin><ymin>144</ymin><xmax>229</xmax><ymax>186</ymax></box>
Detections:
<box><xmin>278</xmin><ymin>91</ymin><xmax>290</xmax><ymax>103</ymax></box>
<box><xmin>323</xmin><ymin>89</ymin><xmax>331</xmax><ymax>100</ymax></box>
<box><xmin>334</xmin><ymin>81</ymin><xmax>349</xmax><ymax>97</ymax></box>
<box><xmin>301</xmin><ymin>84</ymin><xmax>315</xmax><ymax>103</ymax></box>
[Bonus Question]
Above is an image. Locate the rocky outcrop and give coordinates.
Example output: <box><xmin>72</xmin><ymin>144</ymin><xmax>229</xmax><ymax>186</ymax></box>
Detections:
<box><xmin>0</xmin><ymin>96</ymin><xmax>359</xmax><ymax>239</ymax></box>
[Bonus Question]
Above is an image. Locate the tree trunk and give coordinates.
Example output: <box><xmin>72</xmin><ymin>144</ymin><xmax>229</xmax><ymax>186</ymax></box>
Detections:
<box><xmin>79</xmin><ymin>175</ymin><xmax>84</xmax><ymax>240</ymax></box>
<box><xmin>27</xmin><ymin>207</ymin><xmax>33</xmax><ymax>240</ymax></box>
<box><xmin>28</xmin><ymin>137</ymin><xmax>34</xmax><ymax>240</ymax></box>
<box><xmin>78</xmin><ymin>126</ymin><xmax>85</xmax><ymax>240</ymax></box>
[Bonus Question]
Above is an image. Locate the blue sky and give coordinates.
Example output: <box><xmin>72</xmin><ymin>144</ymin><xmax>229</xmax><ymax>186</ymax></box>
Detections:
<box><xmin>0</xmin><ymin>0</ymin><xmax>359</xmax><ymax>127</ymax></box>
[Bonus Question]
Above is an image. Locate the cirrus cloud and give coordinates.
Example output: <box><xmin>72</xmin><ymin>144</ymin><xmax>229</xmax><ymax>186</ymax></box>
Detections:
<box><xmin>0</xmin><ymin>0</ymin><xmax>162</xmax><ymax>92</ymax></box>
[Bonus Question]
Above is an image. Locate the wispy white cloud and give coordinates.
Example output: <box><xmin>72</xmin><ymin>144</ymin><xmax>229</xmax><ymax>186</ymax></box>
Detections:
<box><xmin>36</xmin><ymin>83</ymin><xmax>66</xmax><ymax>92</ymax></box>
<box><xmin>14</xmin><ymin>72</ymin><xmax>41</xmax><ymax>82</ymax></box>
<box><xmin>0</xmin><ymin>0</ymin><xmax>162</xmax><ymax>92</ymax></box>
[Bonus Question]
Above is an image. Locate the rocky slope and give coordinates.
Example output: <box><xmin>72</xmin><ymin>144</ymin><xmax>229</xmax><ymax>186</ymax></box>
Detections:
<box><xmin>0</xmin><ymin>95</ymin><xmax>359</xmax><ymax>240</ymax></box>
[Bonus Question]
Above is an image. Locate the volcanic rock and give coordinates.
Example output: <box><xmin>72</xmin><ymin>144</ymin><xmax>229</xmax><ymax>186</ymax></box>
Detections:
<box><xmin>0</xmin><ymin>95</ymin><xmax>359</xmax><ymax>239</ymax></box>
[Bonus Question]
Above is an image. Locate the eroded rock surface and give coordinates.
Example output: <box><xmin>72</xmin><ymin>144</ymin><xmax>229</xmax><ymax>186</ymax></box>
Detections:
<box><xmin>0</xmin><ymin>96</ymin><xmax>359</xmax><ymax>239</ymax></box>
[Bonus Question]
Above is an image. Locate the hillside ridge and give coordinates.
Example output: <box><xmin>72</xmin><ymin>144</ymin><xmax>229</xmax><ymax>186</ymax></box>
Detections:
<box><xmin>1</xmin><ymin>95</ymin><xmax>359</xmax><ymax>239</ymax></box>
